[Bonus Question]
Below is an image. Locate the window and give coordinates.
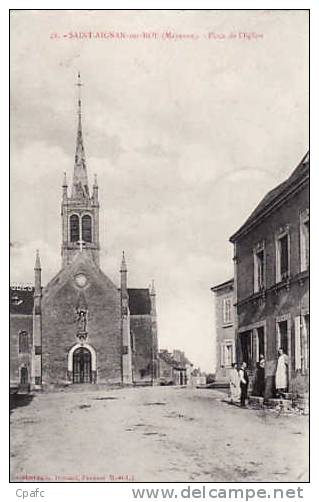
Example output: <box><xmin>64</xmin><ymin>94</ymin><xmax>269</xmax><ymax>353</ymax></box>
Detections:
<box><xmin>70</xmin><ymin>214</ymin><xmax>80</xmax><ymax>242</ymax></box>
<box><xmin>276</xmin><ymin>228</ymin><xmax>290</xmax><ymax>282</ymax></box>
<box><xmin>82</xmin><ymin>215</ymin><xmax>92</xmax><ymax>243</ymax></box>
<box><xmin>19</xmin><ymin>331</ymin><xmax>29</xmax><ymax>353</ymax></box>
<box><xmin>295</xmin><ymin>314</ymin><xmax>309</xmax><ymax>373</ymax></box>
<box><xmin>222</xmin><ymin>297</ymin><xmax>232</xmax><ymax>324</ymax></box>
<box><xmin>254</xmin><ymin>243</ymin><xmax>265</xmax><ymax>292</ymax></box>
<box><xmin>300</xmin><ymin>209</ymin><xmax>309</xmax><ymax>272</ymax></box>
<box><xmin>279</xmin><ymin>235</ymin><xmax>289</xmax><ymax>277</ymax></box>
<box><xmin>221</xmin><ymin>341</ymin><xmax>234</xmax><ymax>368</ymax></box>
<box><xmin>276</xmin><ymin>320</ymin><xmax>288</xmax><ymax>354</ymax></box>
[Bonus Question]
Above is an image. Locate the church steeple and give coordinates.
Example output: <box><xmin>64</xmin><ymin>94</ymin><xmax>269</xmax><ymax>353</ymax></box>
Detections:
<box><xmin>61</xmin><ymin>73</ymin><xmax>100</xmax><ymax>268</ymax></box>
<box><xmin>72</xmin><ymin>72</ymin><xmax>89</xmax><ymax>199</ymax></box>
<box><xmin>34</xmin><ymin>249</ymin><xmax>42</xmax><ymax>295</ymax></box>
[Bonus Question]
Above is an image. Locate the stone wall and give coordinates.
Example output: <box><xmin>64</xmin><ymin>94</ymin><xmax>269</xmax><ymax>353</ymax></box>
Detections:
<box><xmin>41</xmin><ymin>258</ymin><xmax>122</xmax><ymax>385</ymax></box>
<box><xmin>131</xmin><ymin>315</ymin><xmax>153</xmax><ymax>384</ymax></box>
<box><xmin>10</xmin><ymin>315</ymin><xmax>33</xmax><ymax>386</ymax></box>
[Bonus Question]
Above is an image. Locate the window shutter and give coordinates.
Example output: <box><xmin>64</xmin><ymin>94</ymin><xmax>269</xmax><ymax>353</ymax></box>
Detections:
<box><xmin>220</xmin><ymin>344</ymin><xmax>225</xmax><ymax>367</ymax></box>
<box><xmin>294</xmin><ymin>316</ymin><xmax>301</xmax><ymax>371</ymax></box>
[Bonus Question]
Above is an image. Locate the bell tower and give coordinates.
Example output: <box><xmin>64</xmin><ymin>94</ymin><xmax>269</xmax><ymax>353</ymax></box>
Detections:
<box><xmin>61</xmin><ymin>73</ymin><xmax>100</xmax><ymax>267</ymax></box>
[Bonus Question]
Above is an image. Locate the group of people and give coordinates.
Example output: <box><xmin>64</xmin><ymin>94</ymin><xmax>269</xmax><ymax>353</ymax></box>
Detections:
<box><xmin>228</xmin><ymin>348</ymin><xmax>289</xmax><ymax>407</ymax></box>
<box><xmin>229</xmin><ymin>361</ymin><xmax>251</xmax><ymax>407</ymax></box>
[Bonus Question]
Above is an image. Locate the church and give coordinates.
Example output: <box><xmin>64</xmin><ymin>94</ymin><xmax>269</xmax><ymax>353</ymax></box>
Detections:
<box><xmin>10</xmin><ymin>75</ymin><xmax>159</xmax><ymax>390</ymax></box>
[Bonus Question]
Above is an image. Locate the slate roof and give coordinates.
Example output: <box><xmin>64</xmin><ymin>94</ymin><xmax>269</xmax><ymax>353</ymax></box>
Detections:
<box><xmin>159</xmin><ymin>350</ymin><xmax>178</xmax><ymax>367</ymax></box>
<box><xmin>128</xmin><ymin>288</ymin><xmax>152</xmax><ymax>315</ymax></box>
<box><xmin>211</xmin><ymin>278</ymin><xmax>234</xmax><ymax>292</ymax></box>
<box><xmin>230</xmin><ymin>152</ymin><xmax>309</xmax><ymax>242</ymax></box>
<box><xmin>10</xmin><ymin>287</ymin><xmax>34</xmax><ymax>315</ymax></box>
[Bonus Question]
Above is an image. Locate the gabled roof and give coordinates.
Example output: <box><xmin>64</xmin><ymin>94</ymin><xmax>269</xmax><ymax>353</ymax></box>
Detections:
<box><xmin>43</xmin><ymin>251</ymin><xmax>119</xmax><ymax>299</ymax></box>
<box><xmin>230</xmin><ymin>152</ymin><xmax>309</xmax><ymax>242</ymax></box>
<box><xmin>128</xmin><ymin>289</ymin><xmax>151</xmax><ymax>315</ymax></box>
<box><xmin>10</xmin><ymin>287</ymin><xmax>34</xmax><ymax>315</ymax></box>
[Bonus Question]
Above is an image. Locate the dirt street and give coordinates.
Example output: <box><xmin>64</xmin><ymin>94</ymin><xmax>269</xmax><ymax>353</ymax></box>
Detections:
<box><xmin>10</xmin><ymin>386</ymin><xmax>308</xmax><ymax>482</ymax></box>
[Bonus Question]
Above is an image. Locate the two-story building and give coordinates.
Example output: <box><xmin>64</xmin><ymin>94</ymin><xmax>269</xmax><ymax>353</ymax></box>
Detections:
<box><xmin>211</xmin><ymin>279</ymin><xmax>236</xmax><ymax>383</ymax></box>
<box><xmin>230</xmin><ymin>153</ymin><xmax>309</xmax><ymax>398</ymax></box>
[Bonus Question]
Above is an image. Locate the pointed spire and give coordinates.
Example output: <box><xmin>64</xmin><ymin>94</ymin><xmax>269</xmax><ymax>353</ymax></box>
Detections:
<box><xmin>62</xmin><ymin>171</ymin><xmax>68</xmax><ymax>201</ymax></box>
<box><xmin>34</xmin><ymin>249</ymin><xmax>42</xmax><ymax>296</ymax></box>
<box><xmin>92</xmin><ymin>173</ymin><xmax>99</xmax><ymax>203</ymax></box>
<box><xmin>72</xmin><ymin>71</ymin><xmax>90</xmax><ymax>199</ymax></box>
<box><xmin>120</xmin><ymin>251</ymin><xmax>128</xmax><ymax>294</ymax></box>
<box><xmin>34</xmin><ymin>249</ymin><xmax>41</xmax><ymax>270</ymax></box>
<box><xmin>120</xmin><ymin>250</ymin><xmax>127</xmax><ymax>272</ymax></box>
<box><xmin>150</xmin><ymin>279</ymin><xmax>156</xmax><ymax>296</ymax></box>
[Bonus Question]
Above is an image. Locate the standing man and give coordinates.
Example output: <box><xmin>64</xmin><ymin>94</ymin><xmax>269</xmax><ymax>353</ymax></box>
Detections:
<box><xmin>239</xmin><ymin>361</ymin><xmax>249</xmax><ymax>407</ymax></box>
<box><xmin>254</xmin><ymin>355</ymin><xmax>266</xmax><ymax>397</ymax></box>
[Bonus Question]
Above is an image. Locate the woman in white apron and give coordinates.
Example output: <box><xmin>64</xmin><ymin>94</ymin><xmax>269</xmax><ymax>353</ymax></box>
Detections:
<box><xmin>275</xmin><ymin>347</ymin><xmax>289</xmax><ymax>397</ymax></box>
<box><xmin>229</xmin><ymin>363</ymin><xmax>240</xmax><ymax>403</ymax></box>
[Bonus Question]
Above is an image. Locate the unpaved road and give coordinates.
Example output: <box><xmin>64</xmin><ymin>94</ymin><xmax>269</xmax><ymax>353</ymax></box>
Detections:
<box><xmin>10</xmin><ymin>386</ymin><xmax>308</xmax><ymax>482</ymax></box>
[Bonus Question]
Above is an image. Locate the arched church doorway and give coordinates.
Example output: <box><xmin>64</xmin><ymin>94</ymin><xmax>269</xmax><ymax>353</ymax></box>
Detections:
<box><xmin>73</xmin><ymin>347</ymin><xmax>92</xmax><ymax>383</ymax></box>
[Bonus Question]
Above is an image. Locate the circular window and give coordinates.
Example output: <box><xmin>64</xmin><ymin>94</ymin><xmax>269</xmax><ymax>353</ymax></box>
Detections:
<box><xmin>75</xmin><ymin>274</ymin><xmax>88</xmax><ymax>288</ymax></box>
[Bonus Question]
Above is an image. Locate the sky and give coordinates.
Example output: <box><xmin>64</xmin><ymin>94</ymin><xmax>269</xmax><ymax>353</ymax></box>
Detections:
<box><xmin>10</xmin><ymin>10</ymin><xmax>308</xmax><ymax>372</ymax></box>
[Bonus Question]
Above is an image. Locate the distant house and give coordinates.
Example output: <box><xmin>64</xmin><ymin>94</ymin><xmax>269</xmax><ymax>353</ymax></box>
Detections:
<box><xmin>172</xmin><ymin>350</ymin><xmax>193</xmax><ymax>384</ymax></box>
<box><xmin>211</xmin><ymin>279</ymin><xmax>235</xmax><ymax>383</ymax></box>
<box><xmin>158</xmin><ymin>350</ymin><xmax>187</xmax><ymax>385</ymax></box>
<box><xmin>230</xmin><ymin>153</ymin><xmax>309</xmax><ymax>398</ymax></box>
<box><xmin>9</xmin><ymin>285</ymin><xmax>34</xmax><ymax>391</ymax></box>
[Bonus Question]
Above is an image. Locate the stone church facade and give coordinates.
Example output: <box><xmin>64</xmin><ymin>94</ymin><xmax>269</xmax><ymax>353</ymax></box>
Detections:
<box><xmin>10</xmin><ymin>75</ymin><xmax>159</xmax><ymax>389</ymax></box>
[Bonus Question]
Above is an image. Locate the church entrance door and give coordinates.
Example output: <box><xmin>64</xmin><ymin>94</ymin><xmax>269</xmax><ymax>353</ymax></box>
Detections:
<box><xmin>73</xmin><ymin>347</ymin><xmax>92</xmax><ymax>383</ymax></box>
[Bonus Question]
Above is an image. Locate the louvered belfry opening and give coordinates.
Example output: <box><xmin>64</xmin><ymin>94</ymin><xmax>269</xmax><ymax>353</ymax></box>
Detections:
<box><xmin>70</xmin><ymin>214</ymin><xmax>80</xmax><ymax>242</ymax></box>
<box><xmin>82</xmin><ymin>214</ymin><xmax>92</xmax><ymax>243</ymax></box>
